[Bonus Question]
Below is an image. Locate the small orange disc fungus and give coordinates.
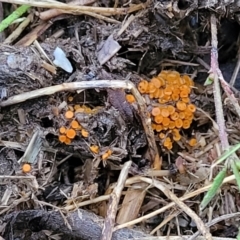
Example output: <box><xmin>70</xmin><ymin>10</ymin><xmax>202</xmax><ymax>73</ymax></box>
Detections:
<box><xmin>180</xmin><ymin>89</ymin><xmax>189</xmax><ymax>98</ymax></box>
<box><xmin>66</xmin><ymin>129</ymin><xmax>76</xmax><ymax>139</ymax></box>
<box><xmin>182</xmin><ymin>75</ymin><xmax>194</xmax><ymax>86</ymax></box>
<box><xmin>65</xmin><ymin>137</ymin><xmax>71</xmax><ymax>145</ymax></box>
<box><xmin>71</xmin><ymin>120</ymin><xmax>81</xmax><ymax>129</ymax></box>
<box><xmin>150</xmin><ymin>77</ymin><xmax>162</xmax><ymax>88</ymax></box>
<box><xmin>179</xmin><ymin>112</ymin><xmax>185</xmax><ymax>119</ymax></box>
<box><xmin>171</xmin><ymin>93</ymin><xmax>179</xmax><ymax>101</ymax></box>
<box><xmin>162</xmin><ymin>117</ymin><xmax>170</xmax><ymax>127</ymax></box>
<box><xmin>65</xmin><ymin>110</ymin><xmax>74</xmax><ymax>119</ymax></box>
<box><xmin>167</xmin><ymin>105</ymin><xmax>175</xmax><ymax>115</ymax></box>
<box><xmin>170</xmin><ymin>112</ymin><xmax>179</xmax><ymax>121</ymax></box>
<box><xmin>59</xmin><ymin>135</ymin><xmax>67</xmax><ymax>143</ymax></box>
<box><xmin>126</xmin><ymin>94</ymin><xmax>136</xmax><ymax>103</ymax></box>
<box><xmin>81</xmin><ymin>129</ymin><xmax>89</xmax><ymax>138</ymax></box>
<box><xmin>167</xmin><ymin>71</ymin><xmax>180</xmax><ymax>82</ymax></box>
<box><xmin>90</xmin><ymin>145</ymin><xmax>99</xmax><ymax>154</ymax></box>
<box><xmin>164</xmin><ymin>86</ymin><xmax>172</xmax><ymax>96</ymax></box>
<box><xmin>175</xmin><ymin>119</ymin><xmax>183</xmax><ymax>128</ymax></box>
<box><xmin>173</xmin><ymin>88</ymin><xmax>180</xmax><ymax>95</ymax></box>
<box><xmin>152</xmin><ymin>89</ymin><xmax>160</xmax><ymax>98</ymax></box>
<box><xmin>163</xmin><ymin>137</ymin><xmax>173</xmax><ymax>150</ymax></box>
<box><xmin>176</xmin><ymin>101</ymin><xmax>187</xmax><ymax>111</ymax></box>
<box><xmin>189</xmin><ymin>138</ymin><xmax>197</xmax><ymax>146</ymax></box>
<box><xmin>154</xmin><ymin>115</ymin><xmax>163</xmax><ymax>124</ymax></box>
<box><xmin>102</xmin><ymin>149</ymin><xmax>112</xmax><ymax>161</ymax></box>
<box><xmin>180</xmin><ymin>85</ymin><xmax>191</xmax><ymax>93</ymax></box>
<box><xmin>182</xmin><ymin>97</ymin><xmax>190</xmax><ymax>103</ymax></box>
<box><xmin>148</xmin><ymin>82</ymin><xmax>157</xmax><ymax>93</ymax></box>
<box><xmin>138</xmin><ymin>80</ymin><xmax>149</xmax><ymax>93</ymax></box>
<box><xmin>151</xmin><ymin>107</ymin><xmax>161</xmax><ymax>116</ymax></box>
<box><xmin>159</xmin><ymin>133</ymin><xmax>165</xmax><ymax>139</ymax></box>
<box><xmin>187</xmin><ymin>104</ymin><xmax>196</xmax><ymax>113</ymax></box>
<box><xmin>158</xmin><ymin>76</ymin><xmax>166</xmax><ymax>86</ymax></box>
<box><xmin>173</xmin><ymin>134</ymin><xmax>181</xmax><ymax>141</ymax></box>
<box><xmin>172</xmin><ymin>129</ymin><xmax>181</xmax><ymax>141</ymax></box>
<box><xmin>158</xmin><ymin>89</ymin><xmax>164</xmax><ymax>98</ymax></box>
<box><xmin>182</xmin><ymin>119</ymin><xmax>191</xmax><ymax>129</ymax></box>
<box><xmin>168</xmin><ymin>121</ymin><xmax>175</xmax><ymax>129</ymax></box>
<box><xmin>155</xmin><ymin>124</ymin><xmax>163</xmax><ymax>132</ymax></box>
<box><xmin>59</xmin><ymin>126</ymin><xmax>66</xmax><ymax>134</ymax></box>
<box><xmin>158</xmin><ymin>70</ymin><xmax>168</xmax><ymax>79</ymax></box>
<box><xmin>22</xmin><ymin>163</ymin><xmax>31</xmax><ymax>173</ymax></box>
<box><xmin>184</xmin><ymin>109</ymin><xmax>193</xmax><ymax>119</ymax></box>
<box><xmin>161</xmin><ymin>108</ymin><xmax>170</xmax><ymax>118</ymax></box>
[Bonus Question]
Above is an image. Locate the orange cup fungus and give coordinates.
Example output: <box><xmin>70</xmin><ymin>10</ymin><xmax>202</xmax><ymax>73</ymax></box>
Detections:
<box><xmin>65</xmin><ymin>110</ymin><xmax>74</xmax><ymax>119</ymax></box>
<box><xmin>188</xmin><ymin>138</ymin><xmax>197</xmax><ymax>147</ymax></box>
<box><xmin>66</xmin><ymin>129</ymin><xmax>76</xmax><ymax>139</ymax></box>
<box><xmin>59</xmin><ymin>126</ymin><xmax>66</xmax><ymax>134</ymax></box>
<box><xmin>138</xmin><ymin>70</ymin><xmax>196</xmax><ymax>150</ymax></box>
<box><xmin>151</xmin><ymin>107</ymin><xmax>161</xmax><ymax>116</ymax></box>
<box><xmin>90</xmin><ymin>145</ymin><xmax>99</xmax><ymax>154</ymax></box>
<box><xmin>81</xmin><ymin>129</ymin><xmax>89</xmax><ymax>138</ymax></box>
<box><xmin>126</xmin><ymin>94</ymin><xmax>136</xmax><ymax>103</ymax></box>
<box><xmin>71</xmin><ymin>120</ymin><xmax>81</xmax><ymax>130</ymax></box>
<box><xmin>22</xmin><ymin>163</ymin><xmax>31</xmax><ymax>173</ymax></box>
<box><xmin>58</xmin><ymin>105</ymin><xmax>94</xmax><ymax>144</ymax></box>
<box><xmin>102</xmin><ymin>149</ymin><xmax>113</xmax><ymax>161</ymax></box>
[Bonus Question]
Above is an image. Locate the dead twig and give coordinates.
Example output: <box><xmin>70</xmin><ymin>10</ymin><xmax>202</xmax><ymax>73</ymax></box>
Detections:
<box><xmin>0</xmin><ymin>80</ymin><xmax>160</xmax><ymax>167</ymax></box>
<box><xmin>101</xmin><ymin>160</ymin><xmax>132</xmax><ymax>240</ymax></box>
<box><xmin>210</xmin><ymin>14</ymin><xmax>229</xmax><ymax>151</ymax></box>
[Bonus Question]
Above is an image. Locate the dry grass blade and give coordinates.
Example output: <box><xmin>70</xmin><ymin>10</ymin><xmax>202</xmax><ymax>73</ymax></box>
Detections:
<box><xmin>101</xmin><ymin>161</ymin><xmax>132</xmax><ymax>240</ymax></box>
<box><xmin>116</xmin><ymin>182</ymin><xmax>148</xmax><ymax>224</ymax></box>
<box><xmin>0</xmin><ymin>0</ymin><xmax>128</xmax><ymax>15</ymax></box>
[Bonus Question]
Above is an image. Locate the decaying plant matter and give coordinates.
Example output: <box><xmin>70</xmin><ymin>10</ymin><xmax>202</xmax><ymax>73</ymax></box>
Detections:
<box><xmin>1</xmin><ymin>0</ymin><xmax>240</xmax><ymax>239</ymax></box>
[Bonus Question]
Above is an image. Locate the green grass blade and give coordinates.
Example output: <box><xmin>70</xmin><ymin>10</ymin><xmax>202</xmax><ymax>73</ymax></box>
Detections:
<box><xmin>231</xmin><ymin>161</ymin><xmax>240</xmax><ymax>190</ymax></box>
<box><xmin>212</xmin><ymin>142</ymin><xmax>240</xmax><ymax>168</ymax></box>
<box><xmin>235</xmin><ymin>160</ymin><xmax>240</xmax><ymax>170</ymax></box>
<box><xmin>0</xmin><ymin>5</ymin><xmax>30</xmax><ymax>33</ymax></box>
<box><xmin>200</xmin><ymin>167</ymin><xmax>227</xmax><ymax>211</ymax></box>
<box><xmin>237</xmin><ymin>227</ymin><xmax>240</xmax><ymax>240</ymax></box>
<box><xmin>204</xmin><ymin>73</ymin><xmax>214</xmax><ymax>86</ymax></box>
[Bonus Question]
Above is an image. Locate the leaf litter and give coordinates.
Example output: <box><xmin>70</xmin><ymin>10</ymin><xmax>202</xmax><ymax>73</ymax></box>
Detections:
<box><xmin>0</xmin><ymin>0</ymin><xmax>240</xmax><ymax>239</ymax></box>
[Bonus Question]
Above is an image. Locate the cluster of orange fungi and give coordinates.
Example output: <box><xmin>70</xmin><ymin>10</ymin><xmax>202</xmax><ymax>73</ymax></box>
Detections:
<box><xmin>58</xmin><ymin>105</ymin><xmax>90</xmax><ymax>145</ymax></box>
<box><xmin>138</xmin><ymin>70</ymin><xmax>197</xmax><ymax>150</ymax></box>
<box><xmin>58</xmin><ymin>104</ymin><xmax>113</xmax><ymax>161</ymax></box>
